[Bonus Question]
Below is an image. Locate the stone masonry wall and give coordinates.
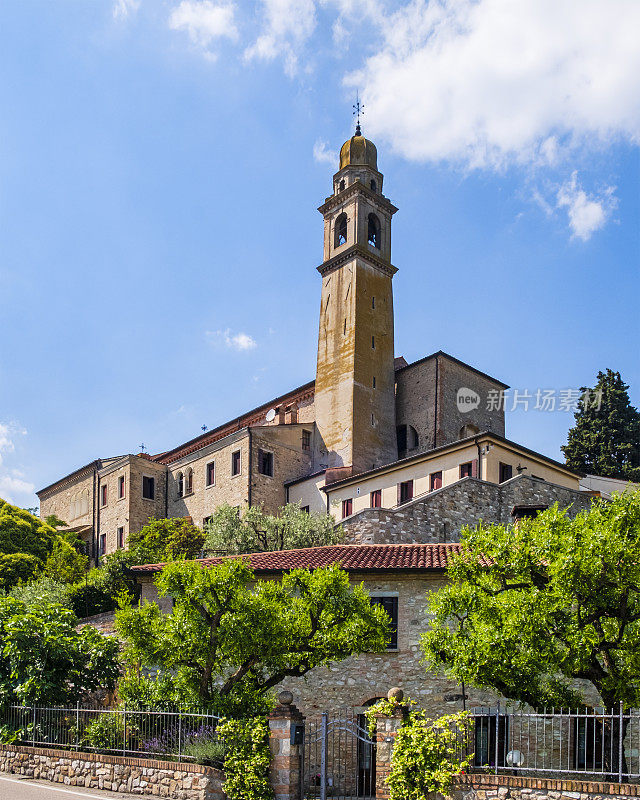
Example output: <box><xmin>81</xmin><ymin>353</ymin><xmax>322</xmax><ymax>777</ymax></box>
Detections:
<box><xmin>277</xmin><ymin>573</ymin><xmax>504</xmax><ymax>718</ymax></box>
<box><xmin>251</xmin><ymin>425</ymin><xmax>315</xmax><ymax>514</ymax></box>
<box><xmin>167</xmin><ymin>430</ymin><xmax>250</xmax><ymax>527</ymax></box>
<box><xmin>342</xmin><ymin>474</ymin><xmax>594</xmax><ymax>545</ymax></box>
<box><xmin>453</xmin><ymin>774</ymin><xmax>640</xmax><ymax>800</ymax></box>
<box><xmin>0</xmin><ymin>744</ymin><xmax>224</xmax><ymax>800</ymax></box>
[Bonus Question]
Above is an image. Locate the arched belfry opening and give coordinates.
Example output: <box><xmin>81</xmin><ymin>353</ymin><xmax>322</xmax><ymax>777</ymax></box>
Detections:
<box><xmin>367</xmin><ymin>213</ymin><xmax>380</xmax><ymax>248</ymax></box>
<box><xmin>335</xmin><ymin>213</ymin><xmax>348</xmax><ymax>247</ymax></box>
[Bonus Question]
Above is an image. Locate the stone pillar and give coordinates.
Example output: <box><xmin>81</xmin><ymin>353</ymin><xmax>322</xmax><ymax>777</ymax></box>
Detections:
<box><xmin>374</xmin><ymin>688</ymin><xmax>406</xmax><ymax>800</ymax></box>
<box><xmin>268</xmin><ymin>691</ymin><xmax>304</xmax><ymax>800</ymax></box>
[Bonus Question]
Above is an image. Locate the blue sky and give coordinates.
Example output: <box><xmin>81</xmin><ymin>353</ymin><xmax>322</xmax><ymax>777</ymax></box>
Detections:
<box><xmin>0</xmin><ymin>0</ymin><xmax>638</xmax><ymax>508</ymax></box>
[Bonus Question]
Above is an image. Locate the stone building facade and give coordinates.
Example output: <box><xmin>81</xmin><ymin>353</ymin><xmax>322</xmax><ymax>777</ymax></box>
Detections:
<box><xmin>37</xmin><ymin>127</ymin><xmax>590</xmax><ymax>562</ymax></box>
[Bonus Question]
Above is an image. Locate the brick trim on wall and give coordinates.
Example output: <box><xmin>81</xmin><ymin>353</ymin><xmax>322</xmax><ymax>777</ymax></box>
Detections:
<box><xmin>458</xmin><ymin>773</ymin><xmax>640</xmax><ymax>796</ymax></box>
<box><xmin>0</xmin><ymin>743</ymin><xmax>218</xmax><ymax>776</ymax></box>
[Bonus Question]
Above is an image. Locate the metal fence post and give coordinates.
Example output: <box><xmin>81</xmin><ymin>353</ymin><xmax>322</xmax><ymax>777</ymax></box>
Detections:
<box><xmin>76</xmin><ymin>702</ymin><xmax>80</xmax><ymax>751</ymax></box>
<box><xmin>32</xmin><ymin>705</ymin><xmax>36</xmax><ymax>746</ymax></box>
<box><xmin>619</xmin><ymin>702</ymin><xmax>624</xmax><ymax>782</ymax></box>
<box><xmin>122</xmin><ymin>704</ymin><xmax>126</xmax><ymax>757</ymax></box>
<box><xmin>178</xmin><ymin>709</ymin><xmax>182</xmax><ymax>763</ymax></box>
<box><xmin>494</xmin><ymin>703</ymin><xmax>500</xmax><ymax>771</ymax></box>
<box><xmin>320</xmin><ymin>711</ymin><xmax>328</xmax><ymax>800</ymax></box>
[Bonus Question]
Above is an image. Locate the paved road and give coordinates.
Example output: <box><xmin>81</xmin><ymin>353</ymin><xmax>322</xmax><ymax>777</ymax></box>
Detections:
<box><xmin>0</xmin><ymin>774</ymin><xmax>136</xmax><ymax>800</ymax></box>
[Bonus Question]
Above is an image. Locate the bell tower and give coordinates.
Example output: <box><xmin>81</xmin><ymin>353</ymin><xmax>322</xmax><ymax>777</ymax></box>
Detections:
<box><xmin>314</xmin><ymin>122</ymin><xmax>399</xmax><ymax>476</ymax></box>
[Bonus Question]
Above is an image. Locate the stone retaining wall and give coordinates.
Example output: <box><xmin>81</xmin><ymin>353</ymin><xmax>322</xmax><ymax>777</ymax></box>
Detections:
<box><xmin>455</xmin><ymin>774</ymin><xmax>640</xmax><ymax>800</ymax></box>
<box><xmin>0</xmin><ymin>744</ymin><xmax>224</xmax><ymax>799</ymax></box>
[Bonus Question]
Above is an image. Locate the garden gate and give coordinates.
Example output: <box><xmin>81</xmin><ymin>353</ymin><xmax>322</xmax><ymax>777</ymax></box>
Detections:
<box><xmin>302</xmin><ymin>711</ymin><xmax>376</xmax><ymax>800</ymax></box>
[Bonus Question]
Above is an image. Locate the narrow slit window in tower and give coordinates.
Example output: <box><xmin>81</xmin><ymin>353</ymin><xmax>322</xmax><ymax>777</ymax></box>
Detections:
<box><xmin>368</xmin><ymin>213</ymin><xmax>380</xmax><ymax>248</ymax></box>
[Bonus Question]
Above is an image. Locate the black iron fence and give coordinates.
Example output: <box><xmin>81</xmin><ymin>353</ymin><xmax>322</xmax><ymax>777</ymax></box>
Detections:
<box><xmin>469</xmin><ymin>705</ymin><xmax>640</xmax><ymax>781</ymax></box>
<box><xmin>1</xmin><ymin>704</ymin><xmax>224</xmax><ymax>764</ymax></box>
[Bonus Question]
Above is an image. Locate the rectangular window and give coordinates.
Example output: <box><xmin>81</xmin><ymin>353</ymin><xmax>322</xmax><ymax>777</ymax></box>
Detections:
<box><xmin>258</xmin><ymin>449</ymin><xmax>274</xmax><ymax>477</ymax></box>
<box><xmin>499</xmin><ymin>462</ymin><xmax>513</xmax><ymax>483</ymax></box>
<box><xmin>371</xmin><ymin>335</ymin><xmax>375</xmax><ymax>349</ymax></box>
<box><xmin>99</xmin><ymin>533</ymin><xmax>106</xmax><ymax>557</ymax></box>
<box><xmin>429</xmin><ymin>471</ymin><xmax>443</xmax><ymax>491</ymax></box>
<box><xmin>100</xmin><ymin>484</ymin><xmax>107</xmax><ymax>507</ymax></box>
<box><xmin>473</xmin><ymin>715</ymin><xmax>508</xmax><ymax>768</ymax></box>
<box><xmin>459</xmin><ymin>462</ymin><xmax>473</xmax><ymax>479</ymax></box>
<box><xmin>206</xmin><ymin>461</ymin><xmax>216</xmax><ymax>487</ymax></box>
<box><xmin>371</xmin><ymin>596</ymin><xmax>398</xmax><ymax>649</ymax></box>
<box><xmin>117</xmin><ymin>526</ymin><xmax>125</xmax><ymax>549</ymax></box>
<box><xmin>118</xmin><ymin>475</ymin><xmax>125</xmax><ymax>499</ymax></box>
<box><xmin>370</xmin><ymin>489</ymin><xmax>382</xmax><ymax>508</ymax></box>
<box><xmin>398</xmin><ymin>480</ymin><xmax>413</xmax><ymax>504</ymax></box>
<box><xmin>372</xmin><ymin>376</ymin><xmax>376</xmax><ymax>388</ymax></box>
<box><xmin>342</xmin><ymin>498</ymin><xmax>353</xmax><ymax>519</ymax></box>
<box><xmin>231</xmin><ymin>450</ymin><xmax>241</xmax><ymax>476</ymax></box>
<box><xmin>302</xmin><ymin>430</ymin><xmax>311</xmax><ymax>451</ymax></box>
<box><xmin>301</xmin><ymin>505</ymin><xmax>310</xmax><ymax>514</ymax></box>
<box><xmin>142</xmin><ymin>475</ymin><xmax>155</xmax><ymax>500</ymax></box>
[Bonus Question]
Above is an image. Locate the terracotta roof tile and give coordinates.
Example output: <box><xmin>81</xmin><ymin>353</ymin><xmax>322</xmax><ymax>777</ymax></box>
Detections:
<box><xmin>130</xmin><ymin>543</ymin><xmax>478</xmax><ymax>574</ymax></box>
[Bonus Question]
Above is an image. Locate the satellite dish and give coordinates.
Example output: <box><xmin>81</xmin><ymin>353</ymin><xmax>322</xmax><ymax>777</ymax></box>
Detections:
<box><xmin>265</xmin><ymin>408</ymin><xmax>276</xmax><ymax>422</ymax></box>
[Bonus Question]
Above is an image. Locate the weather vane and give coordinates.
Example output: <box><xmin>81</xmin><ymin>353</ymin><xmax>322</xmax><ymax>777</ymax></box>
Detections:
<box><xmin>353</xmin><ymin>92</ymin><xmax>364</xmax><ymax>136</ymax></box>
<box><xmin>201</xmin><ymin>425</ymin><xmax>208</xmax><ymax>433</ymax></box>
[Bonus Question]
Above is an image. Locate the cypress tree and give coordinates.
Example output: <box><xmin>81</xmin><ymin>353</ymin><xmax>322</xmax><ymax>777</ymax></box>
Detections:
<box><xmin>562</xmin><ymin>369</ymin><xmax>640</xmax><ymax>481</ymax></box>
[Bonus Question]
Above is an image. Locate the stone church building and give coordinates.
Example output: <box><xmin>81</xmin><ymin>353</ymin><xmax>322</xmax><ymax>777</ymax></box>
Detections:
<box><xmin>38</xmin><ymin>128</ymin><xmax>592</xmax><ymax>562</ymax></box>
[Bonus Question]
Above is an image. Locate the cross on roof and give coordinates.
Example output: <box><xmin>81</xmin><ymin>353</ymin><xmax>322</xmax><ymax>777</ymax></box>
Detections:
<box><xmin>139</xmin><ymin>443</ymin><xmax>146</xmax><ymax>453</ymax></box>
<box><xmin>353</xmin><ymin>93</ymin><xmax>364</xmax><ymax>136</ymax></box>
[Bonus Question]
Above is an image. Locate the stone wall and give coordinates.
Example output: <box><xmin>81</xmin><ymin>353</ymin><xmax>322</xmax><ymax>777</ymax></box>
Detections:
<box><xmin>251</xmin><ymin>425</ymin><xmax>315</xmax><ymax>514</ymax></box>
<box><xmin>0</xmin><ymin>744</ymin><xmax>224</xmax><ymax>800</ymax></box>
<box><xmin>342</xmin><ymin>474</ymin><xmax>594</xmax><ymax>545</ymax></box>
<box><xmin>277</xmin><ymin>573</ymin><xmax>504</xmax><ymax>717</ymax></box>
<box><xmin>167</xmin><ymin>430</ymin><xmax>250</xmax><ymax>526</ymax></box>
<box><xmin>453</xmin><ymin>774</ymin><xmax>640</xmax><ymax>800</ymax></box>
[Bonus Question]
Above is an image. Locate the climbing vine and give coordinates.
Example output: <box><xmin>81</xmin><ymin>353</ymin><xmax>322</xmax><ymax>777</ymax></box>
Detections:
<box><xmin>365</xmin><ymin>698</ymin><xmax>471</xmax><ymax>800</ymax></box>
<box><xmin>218</xmin><ymin>717</ymin><xmax>273</xmax><ymax>800</ymax></box>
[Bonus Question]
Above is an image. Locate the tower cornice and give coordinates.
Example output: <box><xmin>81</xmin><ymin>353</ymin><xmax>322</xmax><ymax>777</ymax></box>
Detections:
<box><xmin>316</xmin><ymin>244</ymin><xmax>398</xmax><ymax>279</ymax></box>
<box><xmin>318</xmin><ymin>181</ymin><xmax>398</xmax><ymax>216</ymax></box>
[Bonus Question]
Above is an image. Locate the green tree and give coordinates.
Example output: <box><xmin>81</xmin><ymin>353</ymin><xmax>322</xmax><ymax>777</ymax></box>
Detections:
<box><xmin>421</xmin><ymin>492</ymin><xmax>640</xmax><ymax>712</ymax></box>
<box><xmin>562</xmin><ymin>369</ymin><xmax>640</xmax><ymax>482</ymax></box>
<box><xmin>204</xmin><ymin>503</ymin><xmax>342</xmax><ymax>555</ymax></box>
<box><xmin>128</xmin><ymin>517</ymin><xmax>205</xmax><ymax>563</ymax></box>
<box><xmin>0</xmin><ymin>553</ymin><xmax>42</xmax><ymax>591</ymax></box>
<box><xmin>0</xmin><ymin>597</ymin><xmax>120</xmax><ymax>705</ymax></box>
<box><xmin>0</xmin><ymin>500</ymin><xmax>56</xmax><ymax>563</ymax></box>
<box><xmin>44</xmin><ymin>538</ymin><xmax>88</xmax><ymax>584</ymax></box>
<box><xmin>115</xmin><ymin>559</ymin><xmax>389</xmax><ymax>714</ymax></box>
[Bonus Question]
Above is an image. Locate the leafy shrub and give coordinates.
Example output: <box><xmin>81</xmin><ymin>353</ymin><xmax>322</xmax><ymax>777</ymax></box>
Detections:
<box><xmin>67</xmin><ymin>580</ymin><xmax>114</xmax><ymax>618</ymax></box>
<box><xmin>10</xmin><ymin>576</ymin><xmax>72</xmax><ymax>609</ymax></box>
<box><xmin>218</xmin><ymin>717</ymin><xmax>272</xmax><ymax>800</ymax></box>
<box><xmin>386</xmin><ymin>710</ymin><xmax>470</xmax><ymax>799</ymax></box>
<box><xmin>0</xmin><ymin>553</ymin><xmax>42</xmax><ymax>591</ymax></box>
<box><xmin>182</xmin><ymin>735</ymin><xmax>225</xmax><ymax>766</ymax></box>
<box><xmin>82</xmin><ymin>712</ymin><xmax>138</xmax><ymax>752</ymax></box>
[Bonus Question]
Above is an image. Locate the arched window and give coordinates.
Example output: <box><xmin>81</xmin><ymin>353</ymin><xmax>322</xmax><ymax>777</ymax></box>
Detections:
<box><xmin>367</xmin><ymin>213</ymin><xmax>380</xmax><ymax>248</ymax></box>
<box><xmin>339</xmin><ymin>179</ymin><xmax>345</xmax><ymax>192</ymax></box>
<box><xmin>177</xmin><ymin>472</ymin><xmax>184</xmax><ymax>497</ymax></box>
<box><xmin>459</xmin><ymin>423</ymin><xmax>480</xmax><ymax>439</ymax></box>
<box><xmin>408</xmin><ymin>425</ymin><xmax>419</xmax><ymax>450</ymax></box>
<box><xmin>186</xmin><ymin>468</ymin><xmax>193</xmax><ymax>494</ymax></box>
<box><xmin>335</xmin><ymin>213</ymin><xmax>348</xmax><ymax>247</ymax></box>
<box><xmin>370</xmin><ymin>179</ymin><xmax>377</xmax><ymax>192</ymax></box>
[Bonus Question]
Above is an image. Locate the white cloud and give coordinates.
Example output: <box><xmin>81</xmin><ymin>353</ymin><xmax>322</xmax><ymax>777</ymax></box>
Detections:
<box><xmin>206</xmin><ymin>329</ymin><xmax>257</xmax><ymax>351</ymax></box>
<box><xmin>169</xmin><ymin>1</ymin><xmax>239</xmax><ymax>55</ymax></box>
<box><xmin>348</xmin><ymin>0</ymin><xmax>640</xmax><ymax>169</ymax></box>
<box><xmin>557</xmin><ymin>171</ymin><xmax>617</xmax><ymax>241</ymax></box>
<box><xmin>0</xmin><ymin>422</ymin><xmax>26</xmax><ymax>468</ymax></box>
<box><xmin>113</xmin><ymin>0</ymin><xmax>140</xmax><ymax>19</ymax></box>
<box><xmin>244</xmin><ymin>0</ymin><xmax>317</xmax><ymax>76</ymax></box>
<box><xmin>313</xmin><ymin>139</ymin><xmax>337</xmax><ymax>166</ymax></box>
<box><xmin>0</xmin><ymin>473</ymin><xmax>35</xmax><ymax>504</ymax></box>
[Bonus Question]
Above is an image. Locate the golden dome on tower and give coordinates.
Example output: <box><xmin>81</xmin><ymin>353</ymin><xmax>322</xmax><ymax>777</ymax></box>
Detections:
<box><xmin>339</xmin><ymin>133</ymin><xmax>378</xmax><ymax>171</ymax></box>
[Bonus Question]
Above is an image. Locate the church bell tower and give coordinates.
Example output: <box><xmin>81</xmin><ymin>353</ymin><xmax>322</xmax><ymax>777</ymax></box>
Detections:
<box><xmin>314</xmin><ymin>120</ymin><xmax>399</xmax><ymax>476</ymax></box>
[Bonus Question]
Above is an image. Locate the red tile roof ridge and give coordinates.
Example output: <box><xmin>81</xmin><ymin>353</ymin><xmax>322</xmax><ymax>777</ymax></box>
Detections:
<box><xmin>129</xmin><ymin>541</ymin><xmax>469</xmax><ymax>574</ymax></box>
